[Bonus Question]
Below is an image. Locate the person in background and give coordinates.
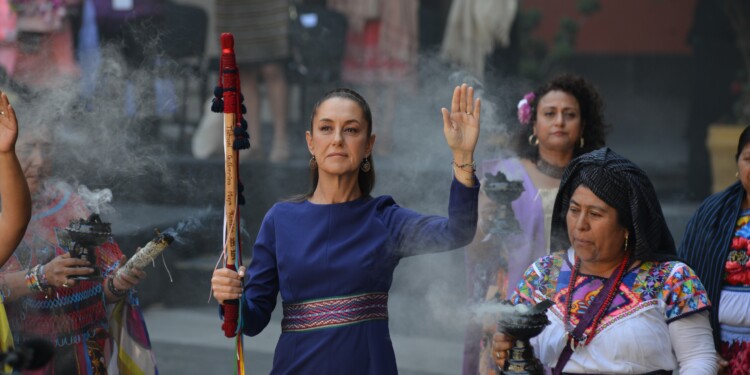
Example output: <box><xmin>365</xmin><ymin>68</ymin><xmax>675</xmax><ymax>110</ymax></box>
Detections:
<box><xmin>679</xmin><ymin>124</ymin><xmax>750</xmax><ymax>374</ymax></box>
<box><xmin>1</xmin><ymin>0</ymin><xmax>80</xmax><ymax>87</ymax></box>
<box><xmin>326</xmin><ymin>0</ymin><xmax>419</xmax><ymax>155</ymax></box>
<box><xmin>0</xmin><ymin>99</ymin><xmax>157</xmax><ymax>374</ymax></box>
<box><xmin>493</xmin><ymin>148</ymin><xmax>719</xmax><ymax>374</ymax></box>
<box><xmin>192</xmin><ymin>0</ymin><xmax>291</xmax><ymax>162</ymax></box>
<box><xmin>464</xmin><ymin>74</ymin><xmax>609</xmax><ymax>375</ymax></box>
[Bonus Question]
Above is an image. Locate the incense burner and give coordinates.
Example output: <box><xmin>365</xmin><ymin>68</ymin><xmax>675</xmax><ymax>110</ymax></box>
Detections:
<box><xmin>66</xmin><ymin>213</ymin><xmax>111</xmax><ymax>280</ymax></box>
<box><xmin>483</xmin><ymin>171</ymin><xmax>524</xmax><ymax>235</ymax></box>
<box><xmin>497</xmin><ymin>300</ymin><xmax>553</xmax><ymax>375</ymax></box>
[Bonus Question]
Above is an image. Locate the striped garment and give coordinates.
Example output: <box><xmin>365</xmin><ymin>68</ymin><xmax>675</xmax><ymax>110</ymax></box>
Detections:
<box><xmin>108</xmin><ymin>299</ymin><xmax>158</xmax><ymax>375</ymax></box>
<box><xmin>215</xmin><ymin>0</ymin><xmax>289</xmax><ymax>64</ymax></box>
<box><xmin>678</xmin><ymin>181</ymin><xmax>743</xmax><ymax>348</ymax></box>
<box><xmin>281</xmin><ymin>293</ymin><xmax>388</xmax><ymax>332</ymax></box>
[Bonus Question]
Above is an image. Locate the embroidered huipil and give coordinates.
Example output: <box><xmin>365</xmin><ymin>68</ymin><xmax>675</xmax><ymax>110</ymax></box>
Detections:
<box><xmin>240</xmin><ymin>178</ymin><xmax>478</xmax><ymax>374</ymax></box>
<box><xmin>0</xmin><ymin>186</ymin><xmax>156</xmax><ymax>375</ymax></box>
<box><xmin>511</xmin><ymin>249</ymin><xmax>710</xmax><ymax>373</ymax></box>
<box><xmin>679</xmin><ymin>181</ymin><xmax>750</xmax><ymax>373</ymax></box>
<box><xmin>719</xmin><ymin>209</ymin><xmax>750</xmax><ymax>371</ymax></box>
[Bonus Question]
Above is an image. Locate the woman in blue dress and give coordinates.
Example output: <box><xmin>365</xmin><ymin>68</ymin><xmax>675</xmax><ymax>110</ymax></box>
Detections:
<box><xmin>211</xmin><ymin>85</ymin><xmax>481</xmax><ymax>374</ymax></box>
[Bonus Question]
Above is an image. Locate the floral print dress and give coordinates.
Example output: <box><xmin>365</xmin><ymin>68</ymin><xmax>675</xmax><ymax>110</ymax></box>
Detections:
<box><xmin>720</xmin><ymin>209</ymin><xmax>750</xmax><ymax>373</ymax></box>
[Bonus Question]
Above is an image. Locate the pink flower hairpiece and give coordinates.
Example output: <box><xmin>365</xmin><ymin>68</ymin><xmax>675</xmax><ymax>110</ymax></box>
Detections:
<box><xmin>517</xmin><ymin>92</ymin><xmax>535</xmax><ymax>125</ymax></box>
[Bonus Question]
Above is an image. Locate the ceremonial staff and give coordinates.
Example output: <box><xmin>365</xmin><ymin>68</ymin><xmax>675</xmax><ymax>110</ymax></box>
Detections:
<box><xmin>211</xmin><ymin>33</ymin><xmax>250</xmax><ymax>374</ymax></box>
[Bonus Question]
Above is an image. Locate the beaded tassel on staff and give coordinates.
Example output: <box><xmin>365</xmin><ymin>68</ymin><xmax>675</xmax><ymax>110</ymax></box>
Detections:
<box><xmin>211</xmin><ymin>33</ymin><xmax>250</xmax><ymax>375</ymax></box>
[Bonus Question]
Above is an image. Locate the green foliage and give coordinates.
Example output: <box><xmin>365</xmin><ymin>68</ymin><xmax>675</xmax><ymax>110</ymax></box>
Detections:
<box><xmin>576</xmin><ymin>0</ymin><xmax>602</xmax><ymax>16</ymax></box>
<box><xmin>517</xmin><ymin>8</ymin><xmax>542</xmax><ymax>31</ymax></box>
<box><xmin>517</xmin><ymin>1</ymin><xmax>600</xmax><ymax>80</ymax></box>
<box><xmin>517</xmin><ymin>9</ymin><xmax>546</xmax><ymax>81</ymax></box>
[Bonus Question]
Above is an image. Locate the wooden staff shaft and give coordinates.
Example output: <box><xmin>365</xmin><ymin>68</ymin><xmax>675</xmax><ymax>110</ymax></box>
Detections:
<box><xmin>224</xmin><ymin>112</ymin><xmax>238</xmax><ymax>267</ymax></box>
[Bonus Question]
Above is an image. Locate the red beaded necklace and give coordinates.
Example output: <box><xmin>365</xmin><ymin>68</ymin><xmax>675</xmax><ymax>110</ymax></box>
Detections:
<box><xmin>564</xmin><ymin>252</ymin><xmax>631</xmax><ymax>347</ymax></box>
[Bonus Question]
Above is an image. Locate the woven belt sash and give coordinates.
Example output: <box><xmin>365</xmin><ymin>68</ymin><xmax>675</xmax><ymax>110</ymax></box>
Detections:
<box><xmin>281</xmin><ymin>292</ymin><xmax>388</xmax><ymax>332</ymax></box>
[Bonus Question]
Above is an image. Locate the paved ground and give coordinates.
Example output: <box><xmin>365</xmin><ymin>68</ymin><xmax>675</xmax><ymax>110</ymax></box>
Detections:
<box><xmin>144</xmin><ymin>305</ymin><xmax>463</xmax><ymax>375</ymax></box>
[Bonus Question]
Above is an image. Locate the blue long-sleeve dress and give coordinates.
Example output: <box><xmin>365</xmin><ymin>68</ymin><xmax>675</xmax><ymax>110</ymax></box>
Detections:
<box><xmin>240</xmin><ymin>178</ymin><xmax>478</xmax><ymax>374</ymax></box>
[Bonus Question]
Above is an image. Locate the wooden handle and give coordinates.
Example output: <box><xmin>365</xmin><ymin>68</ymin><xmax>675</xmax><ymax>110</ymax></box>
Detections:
<box><xmin>224</xmin><ymin>112</ymin><xmax>237</xmax><ymax>266</ymax></box>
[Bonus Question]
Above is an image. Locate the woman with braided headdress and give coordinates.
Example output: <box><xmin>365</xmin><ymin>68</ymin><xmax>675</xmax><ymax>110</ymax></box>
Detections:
<box><xmin>491</xmin><ymin>148</ymin><xmax>719</xmax><ymax>374</ymax></box>
<box><xmin>679</xmin><ymin>125</ymin><xmax>750</xmax><ymax>373</ymax></box>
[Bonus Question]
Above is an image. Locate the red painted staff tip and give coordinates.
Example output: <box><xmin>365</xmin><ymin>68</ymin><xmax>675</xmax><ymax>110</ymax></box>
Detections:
<box><xmin>221</xmin><ymin>33</ymin><xmax>234</xmax><ymax>53</ymax></box>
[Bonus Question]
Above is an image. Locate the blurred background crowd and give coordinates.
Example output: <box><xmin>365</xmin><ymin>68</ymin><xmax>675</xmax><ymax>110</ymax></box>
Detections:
<box><xmin>1</xmin><ymin>0</ymin><xmax>746</xmax><ymax>196</ymax></box>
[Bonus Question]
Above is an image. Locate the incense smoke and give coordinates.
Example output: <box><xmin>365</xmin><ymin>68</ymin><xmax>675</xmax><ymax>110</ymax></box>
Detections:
<box><xmin>363</xmin><ymin>49</ymin><xmax>532</xmax><ymax>346</ymax></box>
<box><xmin>162</xmin><ymin>206</ymin><xmax>220</xmax><ymax>245</ymax></box>
<box><xmin>77</xmin><ymin>185</ymin><xmax>114</xmax><ymax>216</ymax></box>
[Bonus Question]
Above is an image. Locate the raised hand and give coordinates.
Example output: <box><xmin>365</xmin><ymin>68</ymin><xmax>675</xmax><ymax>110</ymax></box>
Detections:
<box><xmin>441</xmin><ymin>84</ymin><xmax>481</xmax><ymax>158</ymax></box>
<box><xmin>0</xmin><ymin>92</ymin><xmax>18</xmax><ymax>154</ymax></box>
<box><xmin>0</xmin><ymin>91</ymin><xmax>29</xmax><ymax>266</ymax></box>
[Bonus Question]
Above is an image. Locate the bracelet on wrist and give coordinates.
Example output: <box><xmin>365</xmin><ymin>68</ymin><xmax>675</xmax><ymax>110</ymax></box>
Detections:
<box><xmin>25</xmin><ymin>264</ymin><xmax>46</xmax><ymax>293</ymax></box>
<box><xmin>36</xmin><ymin>264</ymin><xmax>49</xmax><ymax>288</ymax></box>
<box><xmin>106</xmin><ymin>276</ymin><xmax>128</xmax><ymax>298</ymax></box>
<box><xmin>452</xmin><ymin>159</ymin><xmax>476</xmax><ymax>173</ymax></box>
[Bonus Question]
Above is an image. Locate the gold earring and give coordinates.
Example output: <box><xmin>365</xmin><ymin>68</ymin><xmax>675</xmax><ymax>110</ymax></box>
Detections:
<box><xmin>624</xmin><ymin>235</ymin><xmax>629</xmax><ymax>252</ymax></box>
<box><xmin>580</xmin><ymin>138</ymin><xmax>585</xmax><ymax>148</ymax></box>
<box><xmin>737</xmin><ymin>172</ymin><xmax>740</xmax><ymax>179</ymax></box>
<box><xmin>309</xmin><ymin>156</ymin><xmax>317</xmax><ymax>170</ymax></box>
<box><xmin>360</xmin><ymin>157</ymin><xmax>371</xmax><ymax>172</ymax></box>
<box><xmin>528</xmin><ymin>134</ymin><xmax>539</xmax><ymax>146</ymax></box>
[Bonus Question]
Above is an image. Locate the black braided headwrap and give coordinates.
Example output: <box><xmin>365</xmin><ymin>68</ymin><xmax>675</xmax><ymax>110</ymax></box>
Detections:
<box><xmin>550</xmin><ymin>147</ymin><xmax>678</xmax><ymax>261</ymax></box>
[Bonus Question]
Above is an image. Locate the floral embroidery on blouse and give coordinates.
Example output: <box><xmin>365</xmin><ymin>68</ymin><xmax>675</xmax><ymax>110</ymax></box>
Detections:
<box><xmin>510</xmin><ymin>252</ymin><xmax>711</xmax><ymax>337</ymax></box>
<box><xmin>726</xmin><ymin>209</ymin><xmax>750</xmax><ymax>286</ymax></box>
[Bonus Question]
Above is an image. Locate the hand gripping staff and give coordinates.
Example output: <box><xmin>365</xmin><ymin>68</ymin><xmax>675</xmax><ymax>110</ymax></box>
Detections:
<box><xmin>211</xmin><ymin>33</ymin><xmax>250</xmax><ymax>374</ymax></box>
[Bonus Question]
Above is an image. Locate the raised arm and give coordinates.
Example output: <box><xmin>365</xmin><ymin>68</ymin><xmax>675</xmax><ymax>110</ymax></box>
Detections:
<box><xmin>383</xmin><ymin>84</ymin><xmax>482</xmax><ymax>257</ymax></box>
<box><xmin>442</xmin><ymin>84</ymin><xmax>481</xmax><ymax>187</ymax></box>
<box><xmin>0</xmin><ymin>92</ymin><xmax>31</xmax><ymax>266</ymax></box>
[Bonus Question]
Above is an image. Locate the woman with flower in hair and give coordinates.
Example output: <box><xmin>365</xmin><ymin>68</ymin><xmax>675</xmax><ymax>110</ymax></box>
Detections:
<box><xmin>464</xmin><ymin>74</ymin><xmax>609</xmax><ymax>375</ymax></box>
